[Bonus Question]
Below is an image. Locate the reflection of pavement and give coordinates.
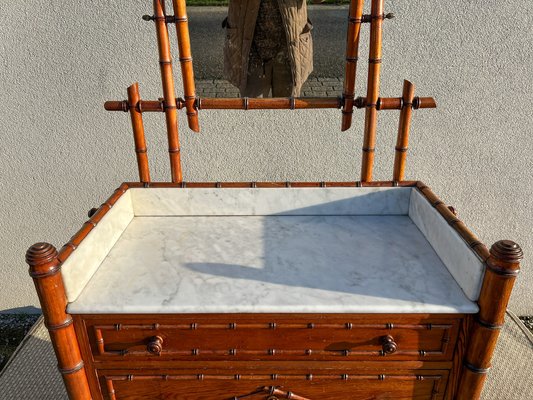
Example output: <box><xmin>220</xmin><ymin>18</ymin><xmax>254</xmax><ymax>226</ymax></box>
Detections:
<box><xmin>188</xmin><ymin>5</ymin><xmax>348</xmax><ymax>80</ymax></box>
<box><xmin>195</xmin><ymin>77</ymin><xmax>343</xmax><ymax>98</ymax></box>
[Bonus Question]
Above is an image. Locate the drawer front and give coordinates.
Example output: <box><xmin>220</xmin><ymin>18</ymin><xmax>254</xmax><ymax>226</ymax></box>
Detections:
<box><xmin>98</xmin><ymin>369</ymin><xmax>448</xmax><ymax>400</ymax></box>
<box><xmin>86</xmin><ymin>315</ymin><xmax>460</xmax><ymax>362</ymax></box>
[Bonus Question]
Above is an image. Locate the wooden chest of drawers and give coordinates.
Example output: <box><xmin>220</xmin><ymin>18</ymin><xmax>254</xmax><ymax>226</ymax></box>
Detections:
<box><xmin>74</xmin><ymin>314</ymin><xmax>464</xmax><ymax>399</ymax></box>
<box><xmin>27</xmin><ymin>182</ymin><xmax>523</xmax><ymax>400</ymax></box>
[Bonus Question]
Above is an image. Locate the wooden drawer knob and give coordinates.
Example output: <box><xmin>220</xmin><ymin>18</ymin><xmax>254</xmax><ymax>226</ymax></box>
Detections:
<box><xmin>147</xmin><ymin>335</ymin><xmax>164</xmax><ymax>355</ymax></box>
<box><xmin>381</xmin><ymin>335</ymin><xmax>397</xmax><ymax>355</ymax></box>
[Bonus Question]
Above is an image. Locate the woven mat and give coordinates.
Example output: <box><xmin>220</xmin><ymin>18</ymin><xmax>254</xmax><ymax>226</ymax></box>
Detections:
<box><xmin>1</xmin><ymin>313</ymin><xmax>531</xmax><ymax>399</ymax></box>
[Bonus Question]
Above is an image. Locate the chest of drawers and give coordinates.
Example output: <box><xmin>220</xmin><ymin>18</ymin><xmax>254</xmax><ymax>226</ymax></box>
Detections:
<box><xmin>75</xmin><ymin>314</ymin><xmax>460</xmax><ymax>400</ymax></box>
<box><xmin>27</xmin><ymin>184</ymin><xmax>523</xmax><ymax>399</ymax></box>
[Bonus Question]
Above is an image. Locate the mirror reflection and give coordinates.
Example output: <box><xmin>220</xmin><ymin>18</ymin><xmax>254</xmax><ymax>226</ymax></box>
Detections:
<box><xmin>223</xmin><ymin>0</ymin><xmax>313</xmax><ymax>98</ymax></box>
<box><xmin>189</xmin><ymin>1</ymin><xmax>348</xmax><ymax>98</ymax></box>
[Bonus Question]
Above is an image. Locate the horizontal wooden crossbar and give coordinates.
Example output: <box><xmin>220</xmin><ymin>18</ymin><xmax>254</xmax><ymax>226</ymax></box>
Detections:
<box><xmin>104</xmin><ymin>96</ymin><xmax>436</xmax><ymax>112</ymax></box>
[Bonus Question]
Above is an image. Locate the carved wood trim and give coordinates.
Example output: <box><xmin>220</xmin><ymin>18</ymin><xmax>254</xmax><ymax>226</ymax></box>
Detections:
<box><xmin>103</xmin><ymin>373</ymin><xmax>443</xmax><ymax>382</ymax></box>
<box><xmin>125</xmin><ymin>180</ymin><xmax>418</xmax><ymax>188</ymax></box>
<box><xmin>92</xmin><ymin>323</ymin><xmax>453</xmax><ymax>359</ymax></box>
<box><xmin>94</xmin><ymin>322</ymin><xmax>452</xmax><ymax>331</ymax></box>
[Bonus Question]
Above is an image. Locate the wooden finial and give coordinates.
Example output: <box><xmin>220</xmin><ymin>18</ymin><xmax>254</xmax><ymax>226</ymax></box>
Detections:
<box><xmin>26</xmin><ymin>242</ymin><xmax>58</xmax><ymax>268</ymax></box>
<box><xmin>490</xmin><ymin>240</ymin><xmax>523</xmax><ymax>264</ymax></box>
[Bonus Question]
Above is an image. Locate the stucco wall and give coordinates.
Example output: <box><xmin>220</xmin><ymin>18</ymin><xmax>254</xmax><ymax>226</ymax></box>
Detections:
<box><xmin>1</xmin><ymin>1</ymin><xmax>531</xmax><ymax>314</ymax></box>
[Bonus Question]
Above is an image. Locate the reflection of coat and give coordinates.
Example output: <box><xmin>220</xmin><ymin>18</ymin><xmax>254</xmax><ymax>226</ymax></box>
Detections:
<box><xmin>223</xmin><ymin>0</ymin><xmax>313</xmax><ymax>96</ymax></box>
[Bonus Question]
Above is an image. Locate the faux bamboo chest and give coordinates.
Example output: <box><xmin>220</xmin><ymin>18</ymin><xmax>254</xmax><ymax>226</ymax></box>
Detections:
<box><xmin>26</xmin><ymin>0</ymin><xmax>523</xmax><ymax>399</ymax></box>
<box><xmin>28</xmin><ymin>183</ymin><xmax>523</xmax><ymax>399</ymax></box>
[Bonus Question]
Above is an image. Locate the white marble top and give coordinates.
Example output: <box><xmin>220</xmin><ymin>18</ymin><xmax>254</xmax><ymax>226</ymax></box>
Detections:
<box><xmin>68</xmin><ymin>214</ymin><xmax>478</xmax><ymax>314</ymax></box>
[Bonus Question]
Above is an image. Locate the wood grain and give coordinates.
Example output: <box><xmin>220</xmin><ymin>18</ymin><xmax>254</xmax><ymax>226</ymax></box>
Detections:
<box><xmin>26</xmin><ymin>244</ymin><xmax>91</xmax><ymax>399</ymax></box>
<box><xmin>83</xmin><ymin>315</ymin><xmax>460</xmax><ymax>363</ymax></box>
<box><xmin>171</xmin><ymin>0</ymin><xmax>199</xmax><ymax>132</ymax></box>
<box><xmin>152</xmin><ymin>0</ymin><xmax>182</xmax><ymax>182</ymax></box>
<box><xmin>98</xmin><ymin>368</ymin><xmax>448</xmax><ymax>400</ymax></box>
<box><xmin>361</xmin><ymin>0</ymin><xmax>385</xmax><ymax>182</ymax></box>
<box><xmin>341</xmin><ymin>0</ymin><xmax>365</xmax><ymax>131</ymax></box>
<box><xmin>127</xmin><ymin>83</ymin><xmax>151</xmax><ymax>183</ymax></box>
<box><xmin>456</xmin><ymin>241</ymin><xmax>523</xmax><ymax>399</ymax></box>
<box><xmin>393</xmin><ymin>80</ymin><xmax>416</xmax><ymax>181</ymax></box>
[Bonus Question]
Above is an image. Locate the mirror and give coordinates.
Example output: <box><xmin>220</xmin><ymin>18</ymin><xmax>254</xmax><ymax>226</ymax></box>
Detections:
<box><xmin>188</xmin><ymin>1</ymin><xmax>348</xmax><ymax>98</ymax></box>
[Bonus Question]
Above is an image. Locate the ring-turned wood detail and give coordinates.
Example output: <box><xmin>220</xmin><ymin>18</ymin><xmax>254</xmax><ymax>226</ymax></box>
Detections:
<box><xmin>341</xmin><ymin>0</ymin><xmax>365</xmax><ymax>131</ymax></box>
<box><xmin>393</xmin><ymin>80</ymin><xmax>416</xmax><ymax>181</ymax></box>
<box><xmin>151</xmin><ymin>0</ymin><xmax>182</xmax><ymax>183</ymax></box>
<box><xmin>126</xmin><ymin>83</ymin><xmax>151</xmax><ymax>183</ymax></box>
<box><xmin>170</xmin><ymin>0</ymin><xmax>199</xmax><ymax>133</ymax></box>
<box><xmin>104</xmin><ymin>95</ymin><xmax>437</xmax><ymax>112</ymax></box>
<box><xmin>103</xmin><ymin>373</ymin><xmax>444</xmax><ymax>381</ymax></box>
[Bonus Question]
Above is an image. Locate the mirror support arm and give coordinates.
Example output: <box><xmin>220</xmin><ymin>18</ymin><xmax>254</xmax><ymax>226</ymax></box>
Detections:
<box><xmin>341</xmin><ymin>0</ymin><xmax>365</xmax><ymax>132</ymax></box>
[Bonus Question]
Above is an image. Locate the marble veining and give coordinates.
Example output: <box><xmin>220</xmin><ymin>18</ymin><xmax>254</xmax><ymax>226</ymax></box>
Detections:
<box><xmin>409</xmin><ymin>189</ymin><xmax>485</xmax><ymax>301</ymax></box>
<box><xmin>68</xmin><ymin>214</ymin><xmax>478</xmax><ymax>314</ymax></box>
<box><xmin>130</xmin><ymin>187</ymin><xmax>411</xmax><ymax>216</ymax></box>
<box><xmin>61</xmin><ymin>191</ymin><xmax>134</xmax><ymax>302</ymax></box>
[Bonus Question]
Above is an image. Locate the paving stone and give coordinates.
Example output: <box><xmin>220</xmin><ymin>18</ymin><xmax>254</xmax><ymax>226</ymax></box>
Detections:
<box><xmin>196</xmin><ymin>78</ymin><xmax>346</xmax><ymax>97</ymax></box>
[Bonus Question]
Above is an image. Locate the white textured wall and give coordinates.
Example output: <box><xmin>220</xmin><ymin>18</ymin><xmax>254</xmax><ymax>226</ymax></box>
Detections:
<box><xmin>1</xmin><ymin>1</ymin><xmax>531</xmax><ymax>314</ymax></box>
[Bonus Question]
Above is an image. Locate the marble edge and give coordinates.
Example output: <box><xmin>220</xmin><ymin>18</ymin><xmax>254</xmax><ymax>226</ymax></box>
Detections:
<box><xmin>129</xmin><ymin>186</ymin><xmax>412</xmax><ymax>216</ymax></box>
<box><xmin>62</xmin><ymin>191</ymin><xmax>135</xmax><ymax>302</ymax></box>
<box><xmin>67</xmin><ymin>304</ymin><xmax>479</xmax><ymax>314</ymax></box>
<box><xmin>408</xmin><ymin>189</ymin><xmax>485</xmax><ymax>301</ymax></box>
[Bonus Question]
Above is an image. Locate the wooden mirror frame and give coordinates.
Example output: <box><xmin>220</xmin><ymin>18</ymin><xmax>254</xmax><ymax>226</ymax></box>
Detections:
<box><xmin>104</xmin><ymin>0</ymin><xmax>437</xmax><ymax>183</ymax></box>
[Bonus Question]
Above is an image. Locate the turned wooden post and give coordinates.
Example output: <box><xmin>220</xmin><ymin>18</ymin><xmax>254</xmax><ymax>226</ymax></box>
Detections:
<box><xmin>341</xmin><ymin>0</ymin><xmax>364</xmax><ymax>132</ymax></box>
<box><xmin>360</xmin><ymin>0</ymin><xmax>385</xmax><ymax>182</ymax></box>
<box><xmin>171</xmin><ymin>0</ymin><xmax>200</xmax><ymax>133</ymax></box>
<box><xmin>127</xmin><ymin>83</ymin><xmax>151</xmax><ymax>183</ymax></box>
<box><xmin>392</xmin><ymin>80</ymin><xmax>415</xmax><ymax>182</ymax></box>
<box><xmin>456</xmin><ymin>240</ymin><xmax>523</xmax><ymax>399</ymax></box>
<box><xmin>26</xmin><ymin>243</ymin><xmax>91</xmax><ymax>400</ymax></box>
<box><xmin>152</xmin><ymin>0</ymin><xmax>183</xmax><ymax>183</ymax></box>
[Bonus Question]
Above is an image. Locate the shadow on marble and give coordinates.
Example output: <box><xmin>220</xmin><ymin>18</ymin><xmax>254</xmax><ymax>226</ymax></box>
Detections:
<box><xmin>68</xmin><ymin>190</ymin><xmax>477</xmax><ymax>314</ymax></box>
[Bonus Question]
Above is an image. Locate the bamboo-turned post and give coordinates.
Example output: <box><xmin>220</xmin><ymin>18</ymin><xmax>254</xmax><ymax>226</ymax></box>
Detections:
<box><xmin>152</xmin><ymin>0</ymin><xmax>183</xmax><ymax>183</ymax></box>
<box><xmin>127</xmin><ymin>83</ymin><xmax>151</xmax><ymax>183</ymax></box>
<box><xmin>456</xmin><ymin>240</ymin><xmax>523</xmax><ymax>399</ymax></box>
<box><xmin>360</xmin><ymin>0</ymin><xmax>385</xmax><ymax>181</ymax></box>
<box><xmin>171</xmin><ymin>0</ymin><xmax>200</xmax><ymax>133</ymax></box>
<box><xmin>26</xmin><ymin>243</ymin><xmax>91</xmax><ymax>400</ymax></box>
<box><xmin>392</xmin><ymin>80</ymin><xmax>415</xmax><ymax>181</ymax></box>
<box><xmin>341</xmin><ymin>0</ymin><xmax>365</xmax><ymax>131</ymax></box>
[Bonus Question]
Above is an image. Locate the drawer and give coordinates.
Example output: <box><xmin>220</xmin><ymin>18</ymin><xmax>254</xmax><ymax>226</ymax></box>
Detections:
<box><xmin>98</xmin><ymin>368</ymin><xmax>449</xmax><ymax>400</ymax></box>
<box><xmin>85</xmin><ymin>315</ymin><xmax>460</xmax><ymax>362</ymax></box>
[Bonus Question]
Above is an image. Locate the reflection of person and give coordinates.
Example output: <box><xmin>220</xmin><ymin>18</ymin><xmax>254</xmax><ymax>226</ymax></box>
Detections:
<box><xmin>223</xmin><ymin>0</ymin><xmax>313</xmax><ymax>98</ymax></box>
